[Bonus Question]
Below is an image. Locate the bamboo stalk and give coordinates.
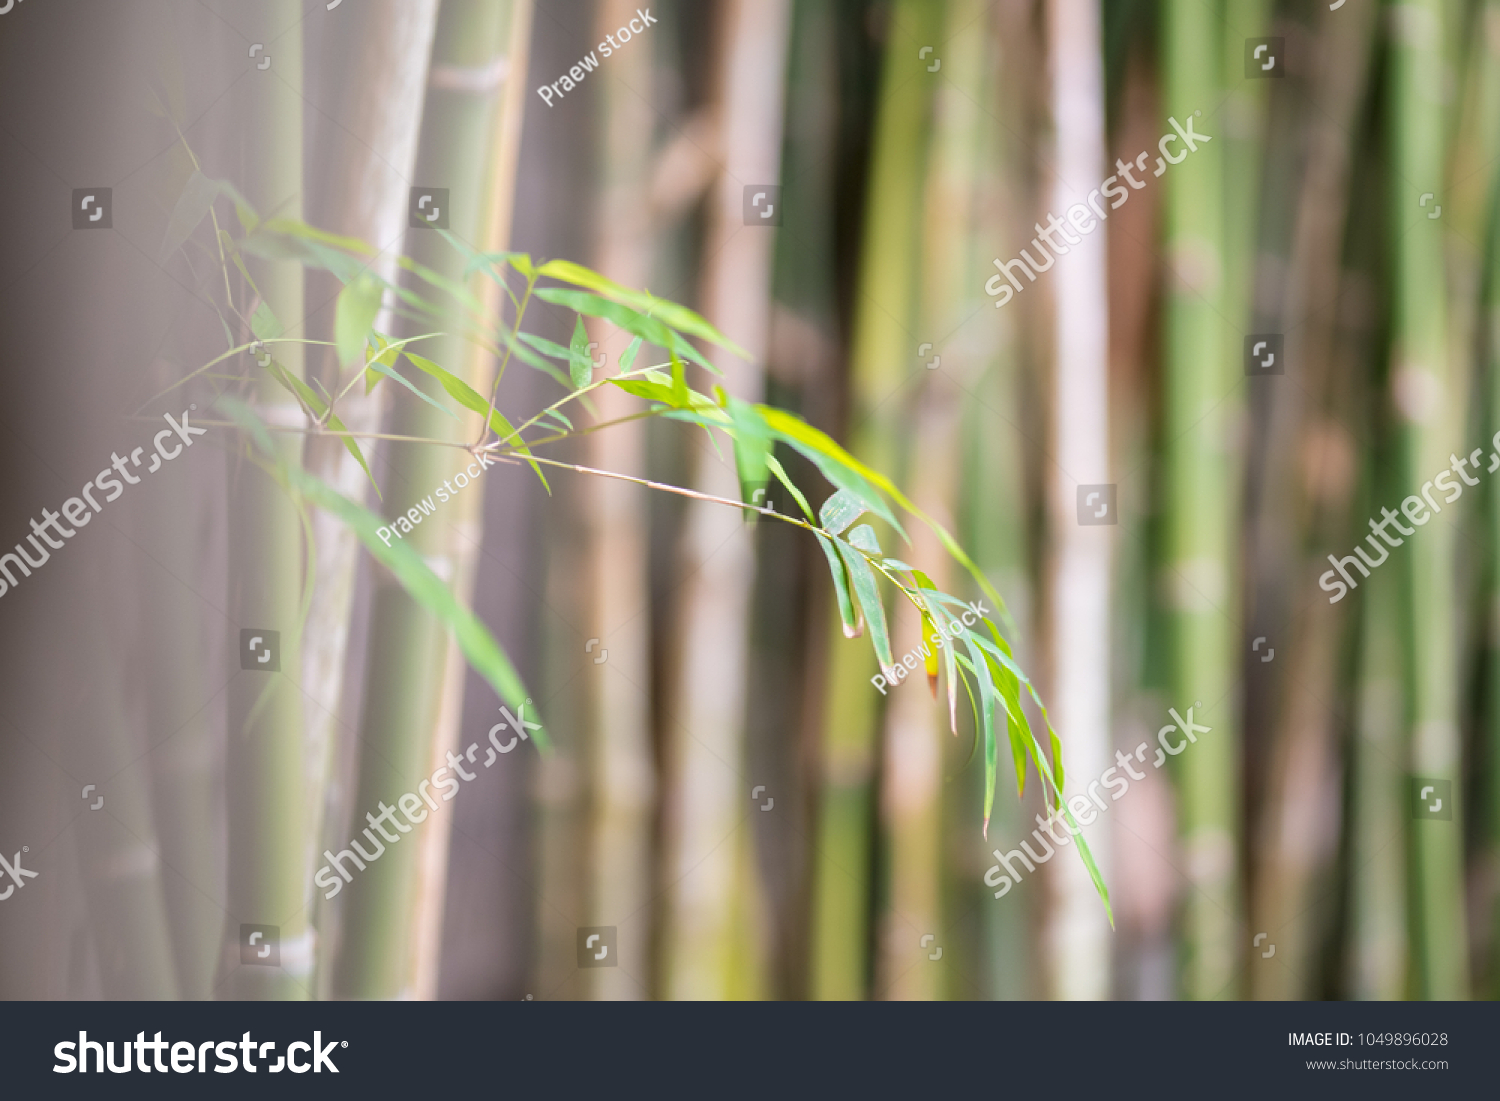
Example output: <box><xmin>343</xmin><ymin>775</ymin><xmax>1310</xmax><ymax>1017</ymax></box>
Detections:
<box><xmin>301</xmin><ymin>0</ymin><xmax>440</xmax><ymax>998</ymax></box>
<box><xmin>1041</xmin><ymin>0</ymin><xmax>1113</xmax><ymax>1001</ymax></box>
<box><xmin>578</xmin><ymin>0</ymin><xmax>661</xmax><ymax>1002</ymax></box>
<box><xmin>809</xmin><ymin>0</ymin><xmax>942</xmax><ymax>1001</ymax></box>
<box><xmin>1160</xmin><ymin>0</ymin><xmax>1239</xmax><ymax>1000</ymax></box>
<box><xmin>221</xmin><ymin>0</ymin><xmax>311</xmax><ymax>1000</ymax></box>
<box><xmin>661</xmin><ymin>0</ymin><xmax>792</xmax><ymax>1001</ymax></box>
<box><xmin>1389</xmin><ymin>0</ymin><xmax>1469</xmax><ymax>1000</ymax></box>
<box><xmin>330</xmin><ymin>0</ymin><xmax>521</xmax><ymax>1000</ymax></box>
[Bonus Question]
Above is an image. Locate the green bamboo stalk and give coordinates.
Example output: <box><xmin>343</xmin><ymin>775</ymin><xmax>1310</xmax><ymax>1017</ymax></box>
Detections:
<box><xmin>1350</xmin><ymin>566</ymin><xmax>1408</xmax><ymax>999</ymax></box>
<box><xmin>1485</xmin><ymin>0</ymin><xmax>1500</xmax><ymax>999</ymax></box>
<box><xmin>809</xmin><ymin>0</ymin><xmax>941</xmax><ymax>1002</ymax></box>
<box><xmin>301</xmin><ymin>0</ymin><xmax>440</xmax><ymax>998</ymax></box>
<box><xmin>330</xmin><ymin>0</ymin><xmax>518</xmax><ymax>999</ymax></box>
<box><xmin>875</xmin><ymin>0</ymin><xmax>986</xmax><ymax>1003</ymax></box>
<box><xmin>222</xmin><ymin>0</ymin><xmax>310</xmax><ymax>1000</ymax></box>
<box><xmin>1389</xmin><ymin>0</ymin><xmax>1469</xmax><ymax>1001</ymax></box>
<box><xmin>1161</xmin><ymin>0</ymin><xmax>1239</xmax><ymax>1000</ymax></box>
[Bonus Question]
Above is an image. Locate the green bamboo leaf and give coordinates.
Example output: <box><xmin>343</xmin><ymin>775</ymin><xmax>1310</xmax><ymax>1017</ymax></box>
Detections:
<box><xmin>818</xmin><ymin>489</ymin><xmax>867</xmax><ymax>536</ymax></box>
<box><xmin>364</xmin><ymin>355</ymin><xmax>456</xmax><ymax>419</ymax></box>
<box><xmin>766</xmin><ymin>454</ymin><xmax>814</xmax><ymax>521</ymax></box>
<box><xmin>405</xmin><ymin>352</ymin><xmax>549</xmax><ymax>492</ymax></box>
<box><xmin>535</xmin><ymin>258</ymin><xmax>749</xmax><ymax>358</ymax></box>
<box><xmin>1058</xmin><ymin>803</ymin><xmax>1113</xmax><ymax>927</ymax></box>
<box><xmin>159</xmin><ymin>169</ymin><xmax>221</xmax><ymax>264</ymax></box>
<box><xmin>956</xmin><ymin>633</ymin><xmax>998</xmax><ymax>835</ymax></box>
<box><xmin>534</xmin><ymin>288</ymin><xmax>720</xmax><ymax>375</ymax></box>
<box><xmin>722</xmin><ymin>394</ymin><xmax>770</xmax><ymax>517</ymax></box>
<box><xmin>619</xmin><ymin>335</ymin><xmax>643</xmax><ymax>370</ymax></box>
<box><xmin>335</xmin><ymin>272</ymin><xmax>383</xmax><ymax>366</ymax></box>
<box><xmin>568</xmin><ymin>315</ymin><xmax>593</xmax><ymax>390</ymax></box>
<box><xmin>219</xmin><ymin>398</ymin><xmax>546</xmax><ymax>751</ymax></box>
<box><xmin>912</xmin><ymin>572</ymin><xmax>956</xmax><ymax>732</ymax></box>
<box><xmin>835</xmin><ymin>534</ymin><xmax>894</xmax><ymax>676</ymax></box>
<box><xmin>757</xmin><ymin>405</ymin><xmax>1014</xmax><ymax>628</ymax></box>
<box><xmin>262</xmin><ymin>216</ymin><xmax>376</xmax><ymax>256</ymax></box>
<box><xmin>250</xmin><ymin>300</ymin><xmax>282</xmax><ymax>342</ymax></box>
<box><xmin>817</xmin><ymin>532</ymin><xmax>861</xmax><ymax>637</ymax></box>
<box><xmin>259</xmin><ymin>357</ymin><xmax>379</xmax><ymax>500</ymax></box>
<box><xmin>397</xmin><ymin>253</ymin><xmax>482</xmax><ymax>313</ymax></box>
<box><xmin>846</xmin><ymin>523</ymin><xmax>881</xmax><ymax>556</ymax></box>
<box><xmin>518</xmin><ymin>332</ymin><xmax>571</xmax><ymax>360</ymax></box>
<box><xmin>756</xmin><ymin>407</ymin><xmax>907</xmax><ymax>539</ymax></box>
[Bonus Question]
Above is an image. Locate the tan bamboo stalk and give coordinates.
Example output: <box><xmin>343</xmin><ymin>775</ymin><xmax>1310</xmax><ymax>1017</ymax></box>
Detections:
<box><xmin>330</xmin><ymin>0</ymin><xmax>526</xmax><ymax>1000</ymax></box>
<box><xmin>303</xmin><ymin>0</ymin><xmax>440</xmax><ymax>996</ymax></box>
<box><xmin>1041</xmin><ymin>0</ymin><xmax>1113</xmax><ymax>1001</ymax></box>
<box><xmin>580</xmin><ymin>0</ymin><xmax>661</xmax><ymax>1001</ymax></box>
<box><xmin>663</xmin><ymin>0</ymin><xmax>792</xmax><ymax>1000</ymax></box>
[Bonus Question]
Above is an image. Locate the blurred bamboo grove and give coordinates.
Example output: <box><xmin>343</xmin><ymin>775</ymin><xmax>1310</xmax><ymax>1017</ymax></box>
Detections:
<box><xmin>3</xmin><ymin>0</ymin><xmax>1500</xmax><ymax>1004</ymax></box>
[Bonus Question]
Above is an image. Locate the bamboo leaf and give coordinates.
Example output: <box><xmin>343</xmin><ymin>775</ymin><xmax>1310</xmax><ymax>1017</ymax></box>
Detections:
<box><xmin>219</xmin><ymin>398</ymin><xmax>546</xmax><ymax>750</ymax></box>
<box><xmin>568</xmin><ymin>315</ymin><xmax>592</xmax><ymax>390</ymax></box>
<box><xmin>534</xmin><ymin>287</ymin><xmax>720</xmax><ymax>375</ymax></box>
<box><xmin>619</xmin><ymin>335</ymin><xmax>643</xmax><ymax>370</ymax></box>
<box><xmin>536</xmin><ymin>258</ymin><xmax>749</xmax><ymax>357</ymax></box>
<box><xmin>335</xmin><ymin>272</ymin><xmax>383</xmax><ymax>366</ymax></box>
<box><xmin>518</xmin><ymin>332</ymin><xmax>571</xmax><ymax>360</ymax></box>
<box><xmin>756</xmin><ymin>407</ymin><xmax>907</xmax><ymax>539</ymax></box>
<box><xmin>766</xmin><ymin>454</ymin><xmax>814</xmax><ymax>521</ymax></box>
<box><xmin>250</xmin><ymin>300</ymin><xmax>282</xmax><ymax>342</ymax></box>
<box><xmin>405</xmin><ymin>352</ymin><xmax>549</xmax><ymax>492</ymax></box>
<box><xmin>818</xmin><ymin>489</ymin><xmax>867</xmax><ymax>536</ymax></box>
<box><xmin>159</xmin><ymin>169</ymin><xmax>221</xmax><ymax>264</ymax></box>
<box><xmin>363</xmin><ymin>354</ymin><xmax>456</xmax><ymax>419</ymax></box>
<box><xmin>817</xmin><ymin>532</ymin><xmax>861</xmax><ymax>637</ymax></box>
<box><xmin>836</xmin><ymin>534</ymin><xmax>894</xmax><ymax>676</ymax></box>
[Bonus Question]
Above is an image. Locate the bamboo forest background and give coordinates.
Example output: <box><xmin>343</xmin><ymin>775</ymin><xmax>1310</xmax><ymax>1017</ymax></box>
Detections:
<box><xmin>1</xmin><ymin>0</ymin><xmax>1499</xmax><ymax>1002</ymax></box>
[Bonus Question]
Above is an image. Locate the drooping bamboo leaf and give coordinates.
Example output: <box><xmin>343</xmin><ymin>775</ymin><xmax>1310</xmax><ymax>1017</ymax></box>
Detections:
<box><xmin>218</xmin><ymin>398</ymin><xmax>546</xmax><ymax>751</ymax></box>
<box><xmin>568</xmin><ymin>315</ymin><xmax>593</xmax><ymax>390</ymax></box>
<box><xmin>818</xmin><ymin>488</ymin><xmax>867</xmax><ymax>536</ymax></box>
<box><xmin>405</xmin><ymin>351</ymin><xmax>549</xmax><ymax>492</ymax></box>
<box><xmin>757</xmin><ymin>407</ymin><xmax>907</xmax><ymax>539</ymax></box>
<box><xmin>619</xmin><ymin>335</ymin><xmax>643</xmax><ymax>370</ymax></box>
<box><xmin>836</xmin><ymin>530</ymin><xmax>894</xmax><ymax>676</ymax></box>
<box><xmin>817</xmin><ymin>533</ymin><xmax>861</xmax><ymax>638</ymax></box>
<box><xmin>720</xmin><ymin>393</ymin><xmax>770</xmax><ymax>514</ymax></box>
<box><xmin>159</xmin><ymin>169</ymin><xmax>221</xmax><ymax>264</ymax></box>
<box><xmin>363</xmin><ymin>354</ymin><xmax>456</xmax><ymax>419</ymax></box>
<box><xmin>518</xmin><ymin>331</ymin><xmax>571</xmax><ymax>361</ymax></box>
<box><xmin>335</xmin><ymin>272</ymin><xmax>384</xmax><ymax>366</ymax></box>
<box><xmin>766</xmin><ymin>454</ymin><xmax>814</xmax><ymax>521</ymax></box>
<box><xmin>258</xmin><ymin>355</ymin><xmax>379</xmax><ymax>499</ymax></box>
<box><xmin>250</xmin><ymin>300</ymin><xmax>282</xmax><ymax>342</ymax></box>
